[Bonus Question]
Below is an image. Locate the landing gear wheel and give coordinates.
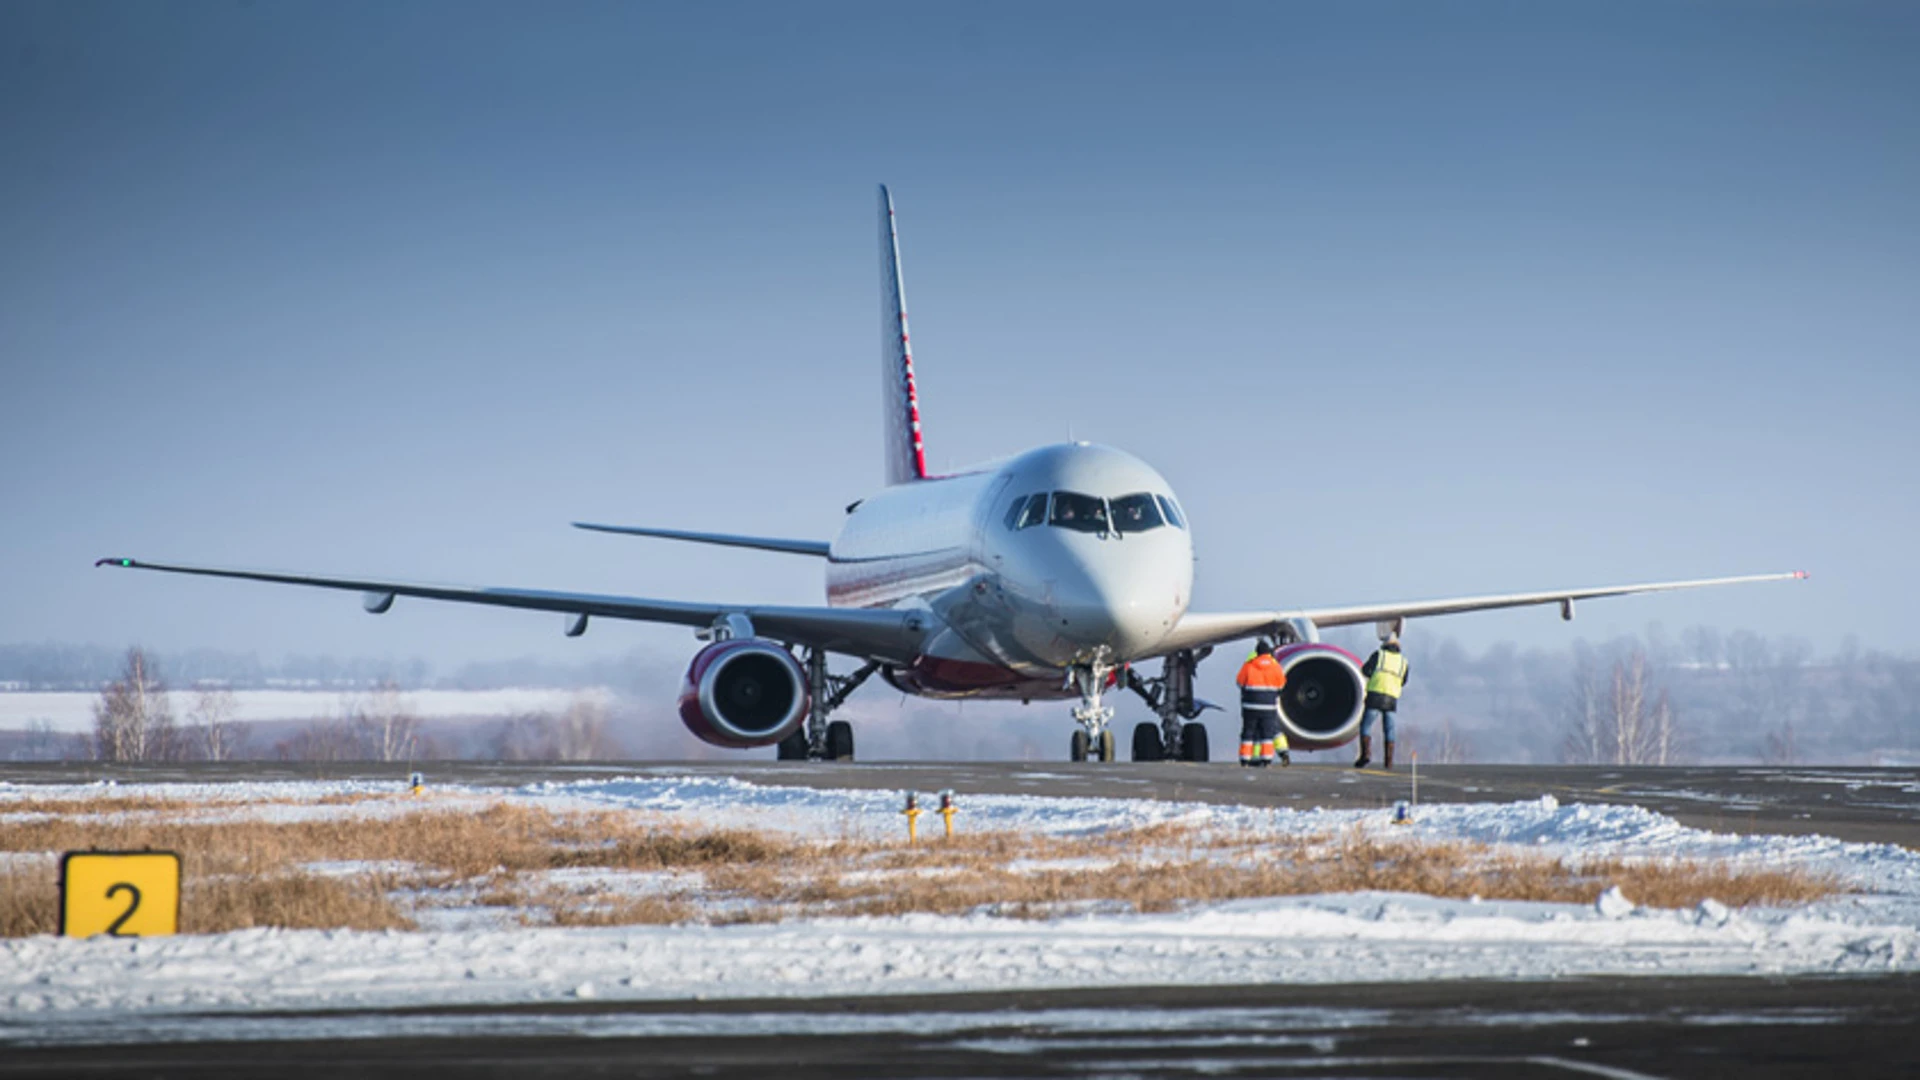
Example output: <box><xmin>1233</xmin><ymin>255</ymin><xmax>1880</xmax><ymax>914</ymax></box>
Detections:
<box><xmin>1070</xmin><ymin>729</ymin><xmax>1090</xmax><ymax>762</ymax></box>
<box><xmin>825</xmin><ymin>720</ymin><xmax>855</xmax><ymax>762</ymax></box>
<box><xmin>1179</xmin><ymin>723</ymin><xmax>1210</xmax><ymax>763</ymax></box>
<box><xmin>1131</xmin><ymin>722</ymin><xmax>1164</xmax><ymax>763</ymax></box>
<box><xmin>1097</xmin><ymin>729</ymin><xmax>1116</xmax><ymax>763</ymax></box>
<box><xmin>775</xmin><ymin>730</ymin><xmax>809</xmax><ymax>760</ymax></box>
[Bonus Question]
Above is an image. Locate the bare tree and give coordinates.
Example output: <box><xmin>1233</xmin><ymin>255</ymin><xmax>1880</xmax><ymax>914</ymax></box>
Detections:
<box><xmin>1420</xmin><ymin>717</ymin><xmax>1474</xmax><ymax>764</ymax></box>
<box><xmin>348</xmin><ymin>681</ymin><xmax>419</xmax><ymax>762</ymax></box>
<box><xmin>1562</xmin><ymin>650</ymin><xmax>1681</xmax><ymax>765</ymax></box>
<box><xmin>1762</xmin><ymin>720</ymin><xmax>1802</xmax><ymax>765</ymax></box>
<box><xmin>12</xmin><ymin>719</ymin><xmax>78</xmax><ymax>762</ymax></box>
<box><xmin>493</xmin><ymin>693</ymin><xmax>621</xmax><ymax>761</ymax></box>
<box><xmin>275</xmin><ymin>718</ymin><xmax>360</xmax><ymax>762</ymax></box>
<box><xmin>1561</xmin><ymin>650</ymin><xmax>1608</xmax><ymax>765</ymax></box>
<box><xmin>187</xmin><ymin>685</ymin><xmax>244</xmax><ymax>761</ymax></box>
<box><xmin>92</xmin><ymin>648</ymin><xmax>177</xmax><ymax>761</ymax></box>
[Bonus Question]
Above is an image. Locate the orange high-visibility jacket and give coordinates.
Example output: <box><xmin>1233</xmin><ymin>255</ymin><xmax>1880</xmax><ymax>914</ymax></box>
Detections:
<box><xmin>1235</xmin><ymin>654</ymin><xmax>1287</xmax><ymax>711</ymax></box>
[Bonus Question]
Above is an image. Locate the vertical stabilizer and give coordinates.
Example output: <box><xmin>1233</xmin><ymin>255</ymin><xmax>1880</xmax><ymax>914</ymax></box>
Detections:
<box><xmin>879</xmin><ymin>185</ymin><xmax>928</xmax><ymax>484</ymax></box>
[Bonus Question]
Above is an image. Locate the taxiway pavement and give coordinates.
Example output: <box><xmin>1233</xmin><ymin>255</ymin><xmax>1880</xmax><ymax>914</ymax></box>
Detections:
<box><xmin>4</xmin><ymin>761</ymin><xmax>1915</xmax><ymax>849</ymax></box>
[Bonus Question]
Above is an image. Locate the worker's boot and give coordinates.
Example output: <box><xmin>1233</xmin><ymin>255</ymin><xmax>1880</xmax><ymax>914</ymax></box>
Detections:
<box><xmin>1383</xmin><ymin>741</ymin><xmax>1396</xmax><ymax>770</ymax></box>
<box><xmin>1278</xmin><ymin>750</ymin><xmax>1291</xmax><ymax>767</ymax></box>
<box><xmin>1353</xmin><ymin>737</ymin><xmax>1371</xmax><ymax>769</ymax></box>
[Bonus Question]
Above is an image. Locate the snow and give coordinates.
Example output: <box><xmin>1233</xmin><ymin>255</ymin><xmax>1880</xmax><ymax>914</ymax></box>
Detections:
<box><xmin>3</xmin><ymin>773</ymin><xmax>1919</xmax><ymax>1045</ymax></box>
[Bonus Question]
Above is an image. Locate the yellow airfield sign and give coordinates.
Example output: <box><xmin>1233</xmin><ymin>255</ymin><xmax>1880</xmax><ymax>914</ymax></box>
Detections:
<box><xmin>60</xmin><ymin>851</ymin><xmax>181</xmax><ymax>938</ymax></box>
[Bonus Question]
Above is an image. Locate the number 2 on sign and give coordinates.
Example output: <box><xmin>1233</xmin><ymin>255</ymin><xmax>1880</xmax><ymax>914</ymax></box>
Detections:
<box><xmin>104</xmin><ymin>883</ymin><xmax>143</xmax><ymax>935</ymax></box>
<box><xmin>60</xmin><ymin>852</ymin><xmax>179</xmax><ymax>937</ymax></box>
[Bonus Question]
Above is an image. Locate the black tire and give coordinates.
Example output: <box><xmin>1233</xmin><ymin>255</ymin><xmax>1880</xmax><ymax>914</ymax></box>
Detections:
<box><xmin>1070</xmin><ymin>729</ymin><xmax>1090</xmax><ymax>762</ymax></box>
<box><xmin>1097</xmin><ymin>729</ymin><xmax>1116</xmax><ymax>763</ymax></box>
<box><xmin>1180</xmin><ymin>723</ymin><xmax>1210</xmax><ymax>763</ymax></box>
<box><xmin>775</xmin><ymin>730</ymin><xmax>809</xmax><ymax>760</ymax></box>
<box><xmin>825</xmin><ymin>720</ymin><xmax>855</xmax><ymax>762</ymax></box>
<box><xmin>1131</xmin><ymin>722</ymin><xmax>1164</xmax><ymax>763</ymax></box>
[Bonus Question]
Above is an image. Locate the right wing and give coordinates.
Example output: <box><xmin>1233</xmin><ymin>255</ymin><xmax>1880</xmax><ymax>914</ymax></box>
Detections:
<box><xmin>1156</xmin><ymin>571</ymin><xmax>1808</xmax><ymax>656</ymax></box>
<box><xmin>95</xmin><ymin>557</ymin><xmax>924</xmax><ymax>661</ymax></box>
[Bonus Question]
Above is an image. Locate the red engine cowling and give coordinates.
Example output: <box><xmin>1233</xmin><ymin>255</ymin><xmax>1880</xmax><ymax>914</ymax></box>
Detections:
<box><xmin>1273</xmin><ymin>643</ymin><xmax>1367</xmax><ymax>750</ymax></box>
<box><xmin>677</xmin><ymin>639</ymin><xmax>810</xmax><ymax>748</ymax></box>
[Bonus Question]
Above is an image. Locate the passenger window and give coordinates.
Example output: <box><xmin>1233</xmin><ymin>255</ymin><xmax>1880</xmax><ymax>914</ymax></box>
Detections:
<box><xmin>1110</xmin><ymin>492</ymin><xmax>1164</xmax><ymax>535</ymax></box>
<box><xmin>1156</xmin><ymin>495</ymin><xmax>1187</xmax><ymax>530</ymax></box>
<box><xmin>1004</xmin><ymin>494</ymin><xmax>1032</xmax><ymax>531</ymax></box>
<box><xmin>1049</xmin><ymin>491</ymin><xmax>1109</xmax><ymax>534</ymax></box>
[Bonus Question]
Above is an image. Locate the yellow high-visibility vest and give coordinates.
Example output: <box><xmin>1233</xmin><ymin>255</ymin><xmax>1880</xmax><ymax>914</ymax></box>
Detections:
<box><xmin>1367</xmin><ymin>649</ymin><xmax>1407</xmax><ymax>698</ymax></box>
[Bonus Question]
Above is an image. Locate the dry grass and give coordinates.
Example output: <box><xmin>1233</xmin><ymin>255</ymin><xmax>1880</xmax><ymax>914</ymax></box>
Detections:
<box><xmin>0</xmin><ymin>794</ymin><xmax>1843</xmax><ymax>937</ymax></box>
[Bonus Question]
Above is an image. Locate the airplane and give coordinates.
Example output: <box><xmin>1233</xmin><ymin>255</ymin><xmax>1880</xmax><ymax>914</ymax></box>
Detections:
<box><xmin>97</xmin><ymin>186</ymin><xmax>1807</xmax><ymax>764</ymax></box>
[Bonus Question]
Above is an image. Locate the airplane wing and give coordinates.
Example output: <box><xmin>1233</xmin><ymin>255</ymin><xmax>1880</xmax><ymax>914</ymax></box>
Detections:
<box><xmin>572</xmin><ymin>522</ymin><xmax>831</xmax><ymax>557</ymax></box>
<box><xmin>94</xmin><ymin>557</ymin><xmax>925</xmax><ymax>662</ymax></box>
<box><xmin>1155</xmin><ymin>571</ymin><xmax>1808</xmax><ymax>655</ymax></box>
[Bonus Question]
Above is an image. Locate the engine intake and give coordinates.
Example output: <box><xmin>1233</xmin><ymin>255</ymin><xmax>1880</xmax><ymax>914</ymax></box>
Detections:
<box><xmin>677</xmin><ymin>639</ymin><xmax>810</xmax><ymax>748</ymax></box>
<box><xmin>1273</xmin><ymin>643</ymin><xmax>1366</xmax><ymax>750</ymax></box>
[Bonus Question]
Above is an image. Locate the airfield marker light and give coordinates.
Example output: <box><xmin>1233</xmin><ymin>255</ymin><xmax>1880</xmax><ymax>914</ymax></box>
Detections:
<box><xmin>409</xmin><ymin>771</ymin><xmax>424</xmax><ymax>797</ymax></box>
<box><xmin>938</xmin><ymin>790</ymin><xmax>956</xmax><ymax>839</ymax></box>
<box><xmin>903</xmin><ymin>792</ymin><xmax>922</xmax><ymax>845</ymax></box>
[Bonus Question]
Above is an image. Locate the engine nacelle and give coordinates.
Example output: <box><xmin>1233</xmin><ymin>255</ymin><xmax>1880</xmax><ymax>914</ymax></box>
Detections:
<box><xmin>1273</xmin><ymin>643</ymin><xmax>1367</xmax><ymax>750</ymax></box>
<box><xmin>677</xmin><ymin>639</ymin><xmax>810</xmax><ymax>749</ymax></box>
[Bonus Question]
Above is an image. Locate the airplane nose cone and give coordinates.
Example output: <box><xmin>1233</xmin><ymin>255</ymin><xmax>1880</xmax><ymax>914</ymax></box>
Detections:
<box><xmin>1052</xmin><ymin>550</ymin><xmax>1187</xmax><ymax>658</ymax></box>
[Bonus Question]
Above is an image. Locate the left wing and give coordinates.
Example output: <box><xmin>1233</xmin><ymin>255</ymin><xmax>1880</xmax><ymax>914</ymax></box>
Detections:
<box><xmin>1156</xmin><ymin>571</ymin><xmax>1808</xmax><ymax>655</ymax></box>
<box><xmin>94</xmin><ymin>557</ymin><xmax>925</xmax><ymax>661</ymax></box>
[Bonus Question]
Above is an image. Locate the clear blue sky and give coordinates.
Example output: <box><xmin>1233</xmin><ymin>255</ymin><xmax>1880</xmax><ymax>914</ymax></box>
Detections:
<box><xmin>3</xmin><ymin>1</ymin><xmax>1914</xmax><ymax>675</ymax></box>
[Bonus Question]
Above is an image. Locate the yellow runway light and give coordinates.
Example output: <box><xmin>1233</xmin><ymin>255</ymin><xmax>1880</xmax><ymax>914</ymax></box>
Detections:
<box><xmin>61</xmin><ymin>851</ymin><xmax>181</xmax><ymax>938</ymax></box>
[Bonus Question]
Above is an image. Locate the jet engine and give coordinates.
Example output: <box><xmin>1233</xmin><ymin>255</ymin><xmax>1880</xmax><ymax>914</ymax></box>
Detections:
<box><xmin>677</xmin><ymin>639</ymin><xmax>810</xmax><ymax>748</ymax></box>
<box><xmin>1272</xmin><ymin>643</ymin><xmax>1367</xmax><ymax>750</ymax></box>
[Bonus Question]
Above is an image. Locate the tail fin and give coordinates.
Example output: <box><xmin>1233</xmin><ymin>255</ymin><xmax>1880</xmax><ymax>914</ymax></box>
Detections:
<box><xmin>879</xmin><ymin>184</ymin><xmax>928</xmax><ymax>485</ymax></box>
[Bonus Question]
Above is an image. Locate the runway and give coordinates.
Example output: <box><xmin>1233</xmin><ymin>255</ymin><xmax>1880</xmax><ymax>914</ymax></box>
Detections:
<box><xmin>6</xmin><ymin>760</ymin><xmax>1916</xmax><ymax>848</ymax></box>
<box><xmin>4</xmin><ymin>975</ymin><xmax>1916</xmax><ymax>1078</ymax></box>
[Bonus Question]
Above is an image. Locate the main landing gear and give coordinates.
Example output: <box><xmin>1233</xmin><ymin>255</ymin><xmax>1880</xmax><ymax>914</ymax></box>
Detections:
<box><xmin>1124</xmin><ymin>647</ymin><xmax>1216</xmax><ymax>763</ymax></box>
<box><xmin>776</xmin><ymin>649</ymin><xmax>877</xmax><ymax>763</ymax></box>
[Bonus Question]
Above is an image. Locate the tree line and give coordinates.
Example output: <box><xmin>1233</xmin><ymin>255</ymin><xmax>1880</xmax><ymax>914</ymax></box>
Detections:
<box><xmin>7</xmin><ymin>631</ymin><xmax>1917</xmax><ymax>765</ymax></box>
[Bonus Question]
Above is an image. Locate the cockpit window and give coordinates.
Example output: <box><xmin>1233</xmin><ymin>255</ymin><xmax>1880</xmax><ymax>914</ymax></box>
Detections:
<box><xmin>1110</xmin><ymin>492</ymin><xmax>1165</xmax><ymax>534</ymax></box>
<box><xmin>1009</xmin><ymin>493</ymin><xmax>1048</xmax><ymax>530</ymax></box>
<box><xmin>1156</xmin><ymin>494</ymin><xmax>1187</xmax><ymax>530</ymax></box>
<box><xmin>1004</xmin><ymin>495</ymin><xmax>1030</xmax><ymax>530</ymax></box>
<box><xmin>1049</xmin><ymin>491</ymin><xmax>1109</xmax><ymax>534</ymax></box>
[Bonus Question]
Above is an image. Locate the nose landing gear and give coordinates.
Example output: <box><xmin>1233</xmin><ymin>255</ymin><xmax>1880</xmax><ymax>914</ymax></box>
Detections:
<box><xmin>1067</xmin><ymin>661</ymin><xmax>1117</xmax><ymax>762</ymax></box>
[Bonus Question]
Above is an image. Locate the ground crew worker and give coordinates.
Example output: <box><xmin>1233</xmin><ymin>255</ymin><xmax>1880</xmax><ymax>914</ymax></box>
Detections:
<box><xmin>1235</xmin><ymin>641</ymin><xmax>1290</xmax><ymax>767</ymax></box>
<box><xmin>1355</xmin><ymin>634</ymin><xmax>1410</xmax><ymax>769</ymax></box>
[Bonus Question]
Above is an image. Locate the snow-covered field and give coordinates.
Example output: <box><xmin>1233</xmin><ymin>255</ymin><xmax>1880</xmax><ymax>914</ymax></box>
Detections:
<box><xmin>4</xmin><ymin>774</ymin><xmax>1919</xmax><ymax>1046</ymax></box>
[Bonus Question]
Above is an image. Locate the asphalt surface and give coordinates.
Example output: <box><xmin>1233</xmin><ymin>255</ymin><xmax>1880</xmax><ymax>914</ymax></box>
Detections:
<box><xmin>6</xmin><ymin>759</ymin><xmax>1917</xmax><ymax>848</ymax></box>
<box><xmin>5</xmin><ymin>976</ymin><xmax>1917</xmax><ymax>1078</ymax></box>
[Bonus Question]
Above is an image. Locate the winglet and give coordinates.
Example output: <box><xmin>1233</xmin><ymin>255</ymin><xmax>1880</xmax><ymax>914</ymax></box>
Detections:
<box><xmin>96</xmin><ymin>558</ymin><xmax>137</xmax><ymax>568</ymax></box>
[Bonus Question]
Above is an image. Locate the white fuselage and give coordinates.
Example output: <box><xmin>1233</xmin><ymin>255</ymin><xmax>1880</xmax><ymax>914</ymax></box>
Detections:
<box><xmin>826</xmin><ymin>442</ymin><xmax>1193</xmax><ymax>699</ymax></box>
